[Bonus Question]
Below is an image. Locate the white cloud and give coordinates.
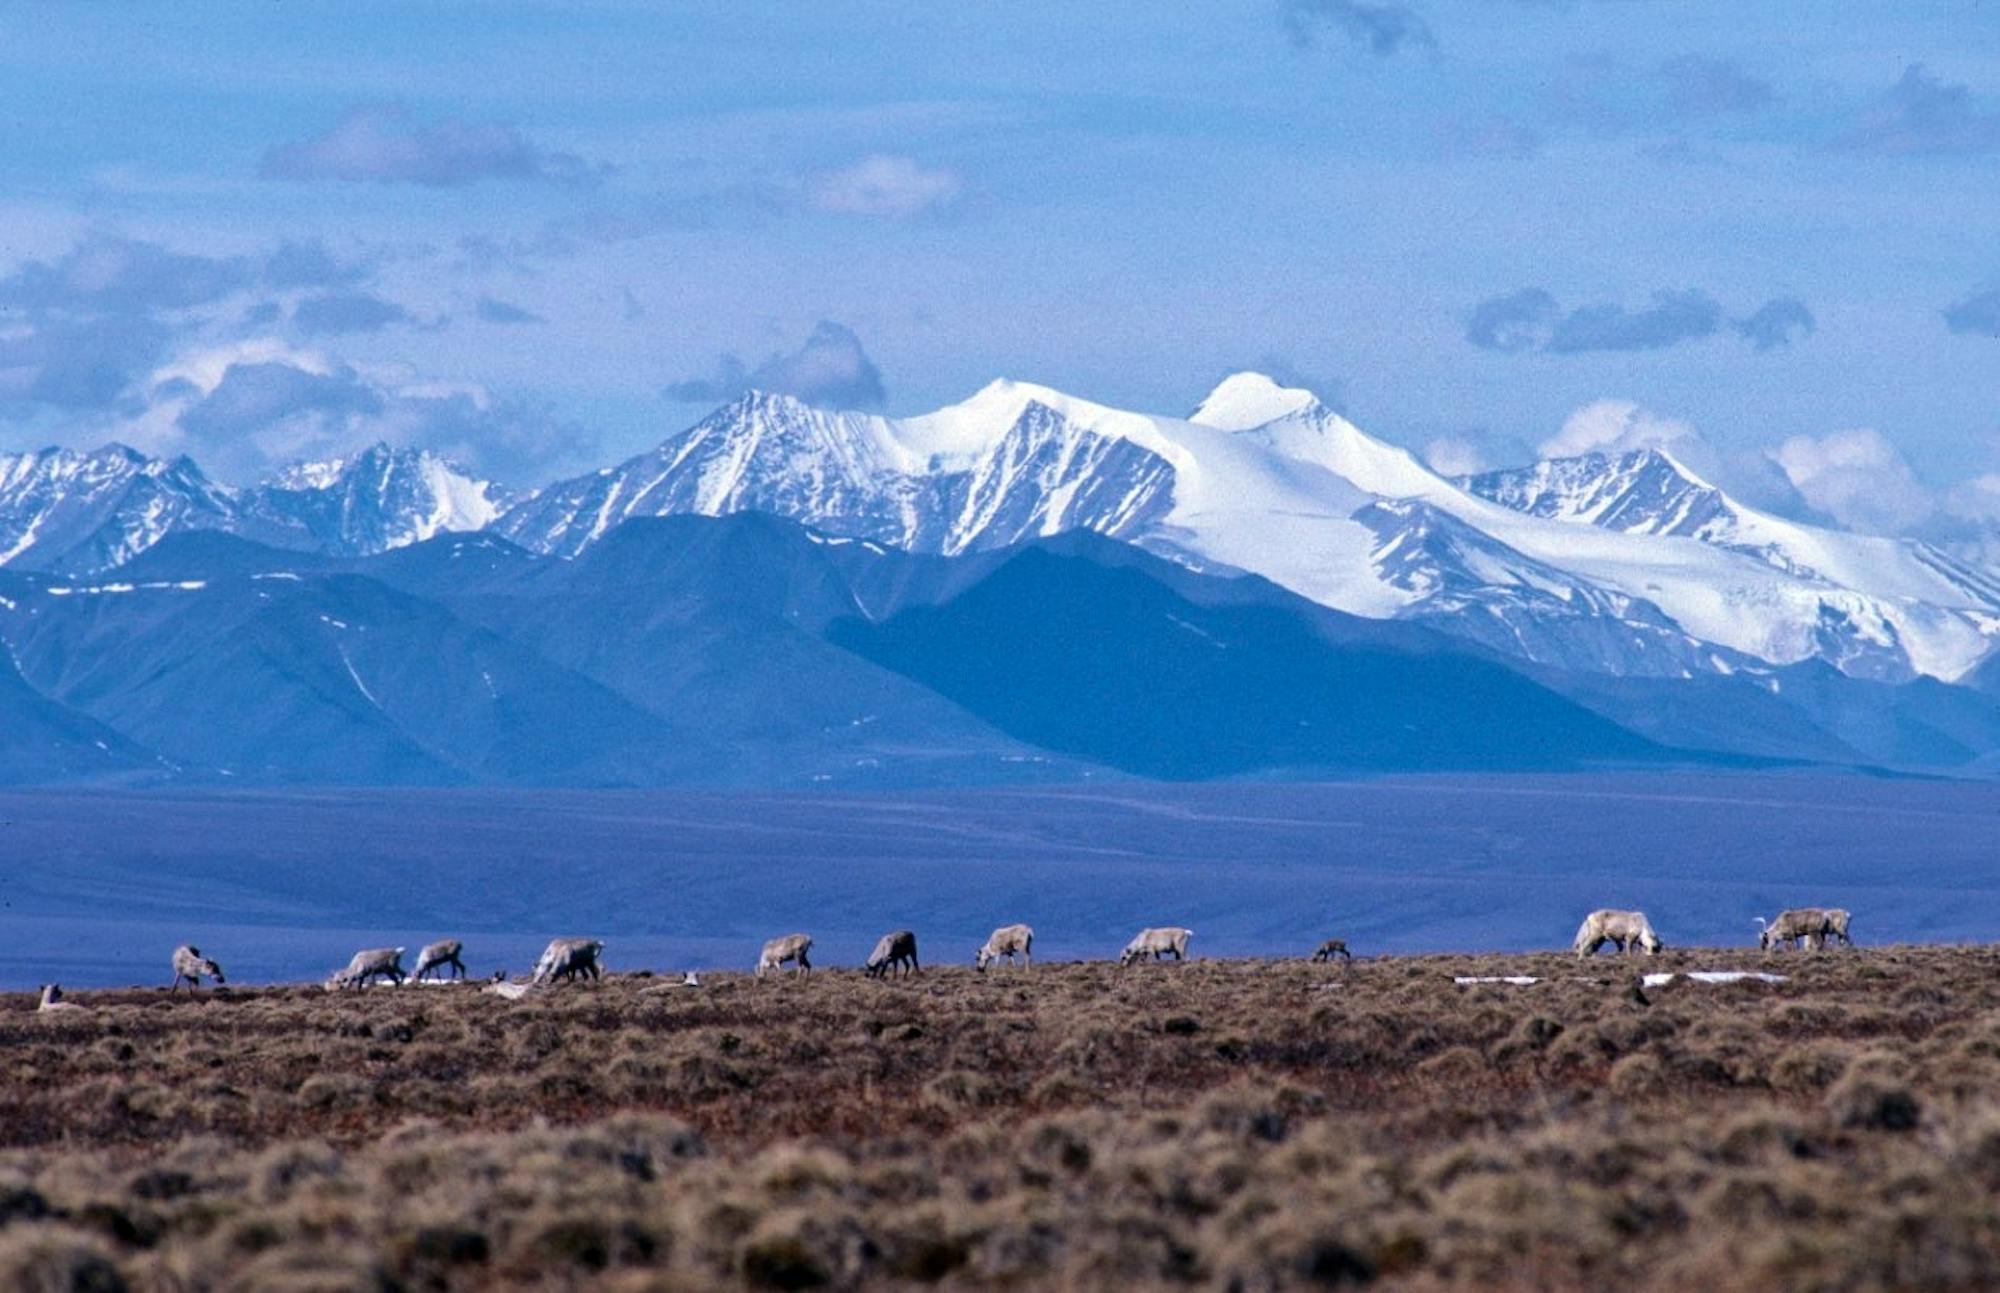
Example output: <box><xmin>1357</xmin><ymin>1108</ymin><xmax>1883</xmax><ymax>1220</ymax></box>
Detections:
<box><xmin>151</xmin><ymin>338</ymin><xmax>332</xmax><ymax>394</ymax></box>
<box><xmin>1771</xmin><ymin>428</ymin><xmax>1935</xmax><ymax>535</ymax></box>
<box><xmin>108</xmin><ymin>339</ymin><xmax>574</xmax><ymax>485</ymax></box>
<box><xmin>1540</xmin><ymin>398</ymin><xmax>1699</xmax><ymax>459</ymax></box>
<box><xmin>807</xmin><ymin>155</ymin><xmax>962</xmax><ymax>219</ymax></box>
<box><xmin>1421</xmin><ymin>436</ymin><xmax>1492</xmax><ymax>477</ymax></box>
<box><xmin>1944</xmin><ymin>473</ymin><xmax>2000</xmax><ymax>522</ymax></box>
<box><xmin>664</xmin><ymin>321</ymin><xmax>886</xmax><ymax>410</ymax></box>
<box><xmin>1532</xmin><ymin>398</ymin><xmax>1823</xmax><ymax>519</ymax></box>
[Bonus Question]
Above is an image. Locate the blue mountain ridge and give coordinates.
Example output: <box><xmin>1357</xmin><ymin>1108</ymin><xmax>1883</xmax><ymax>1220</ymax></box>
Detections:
<box><xmin>0</xmin><ymin>512</ymin><xmax>1994</xmax><ymax>784</ymax></box>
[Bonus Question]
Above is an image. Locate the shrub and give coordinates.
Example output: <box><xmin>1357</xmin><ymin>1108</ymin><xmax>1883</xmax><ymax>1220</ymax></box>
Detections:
<box><xmin>1825</xmin><ymin>1070</ymin><xmax>1922</xmax><ymax>1132</ymax></box>
<box><xmin>1770</xmin><ymin>1043</ymin><xmax>1850</xmax><ymax>1094</ymax></box>
<box><xmin>0</xmin><ymin>1225</ymin><xmax>126</xmax><ymax>1293</ymax></box>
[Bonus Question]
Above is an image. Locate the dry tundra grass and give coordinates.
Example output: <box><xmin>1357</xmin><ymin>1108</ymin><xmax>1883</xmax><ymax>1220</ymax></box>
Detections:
<box><xmin>3</xmin><ymin>946</ymin><xmax>2000</xmax><ymax>1290</ymax></box>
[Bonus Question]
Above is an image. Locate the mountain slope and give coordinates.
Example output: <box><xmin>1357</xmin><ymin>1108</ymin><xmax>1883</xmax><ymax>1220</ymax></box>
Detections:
<box><xmin>1458</xmin><ymin>447</ymin><xmax>2000</xmax><ymax>679</ymax></box>
<box><xmin>0</xmin><ymin>552</ymin><xmax>705</xmax><ymax>785</ymax></box>
<box><xmin>1460</xmin><ymin>449</ymin><xmax>1739</xmax><ymax>541</ymax></box>
<box><xmin>0</xmin><ymin>627</ymin><xmax>159</xmax><ymax>782</ymax></box>
<box><xmin>8</xmin><ymin>509</ymin><xmax>2000</xmax><ymax>782</ymax></box>
<box><xmin>1353</xmin><ymin>497</ymin><xmax>1767</xmax><ymax>678</ymax></box>
<box><xmin>828</xmin><ymin>544</ymin><xmax>1669</xmax><ymax>777</ymax></box>
<box><xmin>375</xmin><ymin>514</ymin><xmax>1101</xmax><ymax>785</ymax></box>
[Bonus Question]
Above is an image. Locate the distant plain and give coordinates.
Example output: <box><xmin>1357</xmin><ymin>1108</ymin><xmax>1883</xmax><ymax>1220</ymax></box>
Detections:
<box><xmin>4</xmin><ymin>771</ymin><xmax>1996</xmax><ymax>990</ymax></box>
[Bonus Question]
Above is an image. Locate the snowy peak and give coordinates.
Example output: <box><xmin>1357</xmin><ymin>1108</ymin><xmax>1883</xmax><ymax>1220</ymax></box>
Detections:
<box><xmin>938</xmin><ymin>400</ymin><xmax>1176</xmax><ymax>554</ymax></box>
<box><xmin>253</xmin><ymin>443</ymin><xmax>509</xmax><ymax>554</ymax></box>
<box><xmin>0</xmin><ymin>439</ymin><xmax>509</xmax><ymax>572</ymax></box>
<box><xmin>1188</xmin><ymin>372</ymin><xmax>1319</xmax><ymax>431</ymax></box>
<box><xmin>1460</xmin><ymin>448</ymin><xmax>1741</xmax><ymax>542</ymax></box>
<box><xmin>492</xmin><ymin>387</ymin><xmax>1178</xmax><ymax>559</ymax></box>
<box><xmin>0</xmin><ymin>444</ymin><xmax>240</xmax><ymax>573</ymax></box>
<box><xmin>1241</xmin><ymin>402</ymin><xmax>1457</xmax><ymax>505</ymax></box>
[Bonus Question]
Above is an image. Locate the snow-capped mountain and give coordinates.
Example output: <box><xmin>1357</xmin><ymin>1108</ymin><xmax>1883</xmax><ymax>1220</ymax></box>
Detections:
<box><xmin>253</xmin><ymin>443</ymin><xmax>510</xmax><ymax>556</ymax></box>
<box><xmin>1460</xmin><ymin>449</ymin><xmax>1739</xmax><ymax>542</ymax></box>
<box><xmin>0</xmin><ymin>445</ymin><xmax>242</xmax><ymax>575</ymax></box>
<box><xmin>0</xmin><ymin>442</ymin><xmax>507</xmax><ymax>572</ymax></box>
<box><xmin>10</xmin><ymin>374</ymin><xmax>2000</xmax><ymax>685</ymax></box>
<box><xmin>494</xmin><ymin>389</ymin><xmax>1178</xmax><ymax>560</ymax></box>
<box><xmin>494</xmin><ymin>372</ymin><xmax>2000</xmax><ymax>683</ymax></box>
<box><xmin>1456</xmin><ymin>446</ymin><xmax>2000</xmax><ymax>680</ymax></box>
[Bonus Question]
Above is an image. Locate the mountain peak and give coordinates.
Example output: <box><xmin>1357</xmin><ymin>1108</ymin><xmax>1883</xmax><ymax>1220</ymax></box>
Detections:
<box><xmin>1459</xmin><ymin>445</ymin><xmax>1739</xmax><ymax>543</ymax></box>
<box><xmin>1188</xmin><ymin>372</ymin><xmax>1319</xmax><ymax>432</ymax></box>
<box><xmin>250</xmin><ymin>444</ymin><xmax>506</xmax><ymax>554</ymax></box>
<box><xmin>266</xmin><ymin>442</ymin><xmax>387</xmax><ymax>491</ymax></box>
<box><xmin>1632</xmin><ymin>444</ymin><xmax>1717</xmax><ymax>492</ymax></box>
<box><xmin>949</xmin><ymin>378</ymin><xmax>1093</xmax><ymax>422</ymax></box>
<box><xmin>733</xmin><ymin>387</ymin><xmax>813</xmax><ymax>412</ymax></box>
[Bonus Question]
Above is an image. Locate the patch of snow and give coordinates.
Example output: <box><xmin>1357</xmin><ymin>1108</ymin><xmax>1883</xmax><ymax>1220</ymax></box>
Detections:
<box><xmin>0</xmin><ymin>511</ymin><xmax>45</xmax><ymax>566</ymax></box>
<box><xmin>1642</xmin><ymin>971</ymin><xmax>1788</xmax><ymax>987</ymax></box>
<box><xmin>337</xmin><ymin>648</ymin><xmax>378</xmax><ymax>707</ymax></box>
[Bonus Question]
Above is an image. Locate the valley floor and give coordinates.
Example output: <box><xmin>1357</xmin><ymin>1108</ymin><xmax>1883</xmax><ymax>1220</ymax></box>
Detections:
<box><xmin>3</xmin><ymin>947</ymin><xmax>1997</xmax><ymax>1290</ymax></box>
<box><xmin>8</xmin><ymin>772</ymin><xmax>2000</xmax><ymax>989</ymax></box>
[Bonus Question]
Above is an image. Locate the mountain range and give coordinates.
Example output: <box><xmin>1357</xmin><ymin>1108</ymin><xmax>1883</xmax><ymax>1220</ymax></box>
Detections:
<box><xmin>0</xmin><ymin>441</ymin><xmax>507</xmax><ymax>575</ymax></box>
<box><xmin>5</xmin><ymin>372</ymin><xmax>2000</xmax><ymax>783</ymax></box>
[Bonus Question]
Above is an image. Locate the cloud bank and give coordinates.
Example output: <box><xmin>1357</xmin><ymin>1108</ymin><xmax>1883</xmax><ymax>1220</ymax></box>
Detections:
<box><xmin>664</xmin><ymin>322</ymin><xmax>888</xmax><ymax>411</ymax></box>
<box><xmin>260</xmin><ymin>107</ymin><xmax>607</xmax><ymax>187</ymax></box>
<box><xmin>1840</xmin><ymin>65</ymin><xmax>2000</xmax><ymax>156</ymax></box>
<box><xmin>1772</xmin><ymin>428</ymin><xmax>1936</xmax><ymax>536</ymax></box>
<box><xmin>1467</xmin><ymin>287</ymin><xmax>1813</xmax><ymax>354</ymax></box>
<box><xmin>1282</xmin><ymin>0</ymin><xmax>1436</xmax><ymax>55</ymax></box>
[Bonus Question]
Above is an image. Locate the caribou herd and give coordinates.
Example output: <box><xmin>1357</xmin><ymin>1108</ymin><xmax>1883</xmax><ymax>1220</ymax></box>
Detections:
<box><xmin>26</xmin><ymin>904</ymin><xmax>1864</xmax><ymax>1008</ymax></box>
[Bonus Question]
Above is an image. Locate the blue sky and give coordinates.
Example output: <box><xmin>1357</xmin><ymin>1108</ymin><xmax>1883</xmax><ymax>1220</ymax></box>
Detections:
<box><xmin>2</xmin><ymin>1</ymin><xmax>1998</xmax><ymax>539</ymax></box>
